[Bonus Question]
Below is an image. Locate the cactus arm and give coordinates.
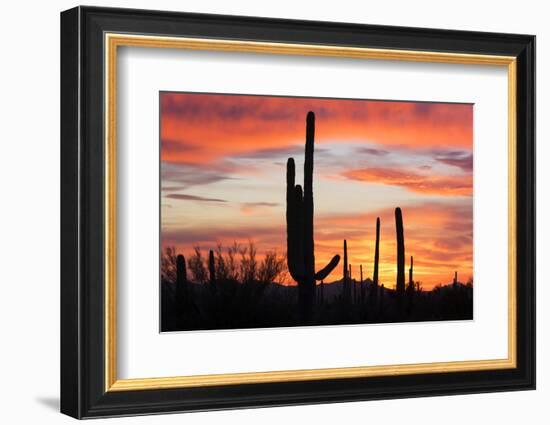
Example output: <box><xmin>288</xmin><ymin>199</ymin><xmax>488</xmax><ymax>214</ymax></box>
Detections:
<box><xmin>287</xmin><ymin>157</ymin><xmax>296</xmax><ymax>189</ymax></box>
<box><xmin>314</xmin><ymin>254</ymin><xmax>341</xmax><ymax>281</ymax></box>
<box><xmin>287</xmin><ymin>185</ymin><xmax>306</xmax><ymax>281</ymax></box>
<box><xmin>295</xmin><ymin>185</ymin><xmax>305</xmax><ymax>275</ymax></box>
<box><xmin>286</xmin><ymin>158</ymin><xmax>301</xmax><ymax>280</ymax></box>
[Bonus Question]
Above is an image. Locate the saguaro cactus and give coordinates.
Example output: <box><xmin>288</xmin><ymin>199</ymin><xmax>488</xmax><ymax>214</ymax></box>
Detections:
<box><xmin>175</xmin><ymin>254</ymin><xmax>187</xmax><ymax>327</ymax></box>
<box><xmin>360</xmin><ymin>264</ymin><xmax>364</xmax><ymax>303</ymax></box>
<box><xmin>395</xmin><ymin>207</ymin><xmax>405</xmax><ymax>297</ymax></box>
<box><xmin>350</xmin><ymin>264</ymin><xmax>354</xmax><ymax>304</ymax></box>
<box><xmin>208</xmin><ymin>249</ymin><xmax>216</xmax><ymax>285</ymax></box>
<box><xmin>406</xmin><ymin>255</ymin><xmax>415</xmax><ymax>306</ymax></box>
<box><xmin>342</xmin><ymin>240</ymin><xmax>350</xmax><ymax>304</ymax></box>
<box><xmin>286</xmin><ymin>111</ymin><xmax>341</xmax><ymax>321</ymax></box>
<box><xmin>176</xmin><ymin>255</ymin><xmax>187</xmax><ymax>283</ymax></box>
<box><xmin>373</xmin><ymin>217</ymin><xmax>380</xmax><ymax>290</ymax></box>
<box><xmin>408</xmin><ymin>256</ymin><xmax>414</xmax><ymax>289</ymax></box>
<box><xmin>453</xmin><ymin>271</ymin><xmax>458</xmax><ymax>288</ymax></box>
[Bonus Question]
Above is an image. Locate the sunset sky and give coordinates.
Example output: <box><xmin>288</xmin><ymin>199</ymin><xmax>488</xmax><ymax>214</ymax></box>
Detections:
<box><xmin>160</xmin><ymin>92</ymin><xmax>473</xmax><ymax>289</ymax></box>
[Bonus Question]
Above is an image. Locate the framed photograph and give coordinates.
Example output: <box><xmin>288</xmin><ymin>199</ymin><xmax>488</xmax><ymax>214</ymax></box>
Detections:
<box><xmin>60</xmin><ymin>6</ymin><xmax>535</xmax><ymax>419</ymax></box>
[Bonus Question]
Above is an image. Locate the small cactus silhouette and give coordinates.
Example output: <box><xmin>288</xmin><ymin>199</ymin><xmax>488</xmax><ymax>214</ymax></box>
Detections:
<box><xmin>175</xmin><ymin>254</ymin><xmax>187</xmax><ymax>327</ymax></box>
<box><xmin>406</xmin><ymin>256</ymin><xmax>415</xmax><ymax>306</ymax></box>
<box><xmin>208</xmin><ymin>250</ymin><xmax>216</xmax><ymax>285</ymax></box>
<box><xmin>342</xmin><ymin>239</ymin><xmax>350</xmax><ymax>304</ymax></box>
<box><xmin>350</xmin><ymin>264</ymin><xmax>354</xmax><ymax>304</ymax></box>
<box><xmin>408</xmin><ymin>256</ymin><xmax>414</xmax><ymax>292</ymax></box>
<box><xmin>360</xmin><ymin>264</ymin><xmax>364</xmax><ymax>303</ymax></box>
<box><xmin>176</xmin><ymin>255</ymin><xmax>187</xmax><ymax>284</ymax></box>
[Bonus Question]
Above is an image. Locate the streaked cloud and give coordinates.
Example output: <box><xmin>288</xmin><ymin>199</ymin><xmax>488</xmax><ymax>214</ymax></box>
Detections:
<box><xmin>165</xmin><ymin>193</ymin><xmax>228</xmax><ymax>203</ymax></box>
<box><xmin>434</xmin><ymin>152</ymin><xmax>473</xmax><ymax>172</ymax></box>
<box><xmin>342</xmin><ymin>167</ymin><xmax>473</xmax><ymax>196</ymax></box>
<box><xmin>240</xmin><ymin>201</ymin><xmax>280</xmax><ymax>215</ymax></box>
<box><xmin>161</xmin><ymin>161</ymin><xmax>237</xmax><ymax>190</ymax></box>
<box><xmin>356</xmin><ymin>147</ymin><xmax>390</xmax><ymax>156</ymax></box>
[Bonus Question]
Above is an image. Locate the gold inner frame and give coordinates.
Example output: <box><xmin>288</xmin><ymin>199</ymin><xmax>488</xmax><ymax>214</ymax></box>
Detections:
<box><xmin>104</xmin><ymin>33</ymin><xmax>517</xmax><ymax>392</ymax></box>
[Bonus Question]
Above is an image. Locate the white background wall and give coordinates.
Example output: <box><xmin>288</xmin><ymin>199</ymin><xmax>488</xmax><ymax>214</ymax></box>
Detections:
<box><xmin>0</xmin><ymin>0</ymin><xmax>545</xmax><ymax>423</ymax></box>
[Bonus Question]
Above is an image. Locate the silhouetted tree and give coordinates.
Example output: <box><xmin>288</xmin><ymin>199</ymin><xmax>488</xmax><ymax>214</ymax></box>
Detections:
<box><xmin>214</xmin><ymin>243</ymin><xmax>229</xmax><ymax>281</ymax></box>
<box><xmin>240</xmin><ymin>240</ymin><xmax>258</xmax><ymax>283</ymax></box>
<box><xmin>258</xmin><ymin>250</ymin><xmax>286</xmax><ymax>284</ymax></box>
<box><xmin>226</xmin><ymin>242</ymin><xmax>240</xmax><ymax>281</ymax></box>
<box><xmin>161</xmin><ymin>246</ymin><xmax>178</xmax><ymax>283</ymax></box>
<box><xmin>188</xmin><ymin>246</ymin><xmax>207</xmax><ymax>283</ymax></box>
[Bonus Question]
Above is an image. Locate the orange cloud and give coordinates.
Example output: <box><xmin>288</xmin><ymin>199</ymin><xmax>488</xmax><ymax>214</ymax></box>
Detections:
<box><xmin>342</xmin><ymin>167</ymin><xmax>473</xmax><ymax>196</ymax></box>
<box><xmin>160</xmin><ymin>93</ymin><xmax>473</xmax><ymax>165</ymax></box>
<box><xmin>239</xmin><ymin>202</ymin><xmax>280</xmax><ymax>215</ymax></box>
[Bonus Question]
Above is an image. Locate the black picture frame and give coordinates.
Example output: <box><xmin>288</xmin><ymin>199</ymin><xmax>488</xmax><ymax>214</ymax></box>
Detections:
<box><xmin>61</xmin><ymin>5</ymin><xmax>535</xmax><ymax>419</ymax></box>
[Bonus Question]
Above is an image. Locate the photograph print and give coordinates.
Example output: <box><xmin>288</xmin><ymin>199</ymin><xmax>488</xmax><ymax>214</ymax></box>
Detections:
<box><xmin>160</xmin><ymin>92</ymin><xmax>474</xmax><ymax>332</ymax></box>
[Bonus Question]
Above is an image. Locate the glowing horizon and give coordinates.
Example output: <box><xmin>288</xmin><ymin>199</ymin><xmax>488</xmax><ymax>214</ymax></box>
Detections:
<box><xmin>160</xmin><ymin>92</ymin><xmax>473</xmax><ymax>289</ymax></box>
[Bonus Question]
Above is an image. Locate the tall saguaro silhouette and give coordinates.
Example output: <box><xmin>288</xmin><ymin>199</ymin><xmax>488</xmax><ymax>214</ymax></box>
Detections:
<box><xmin>350</xmin><ymin>264</ymin><xmax>354</xmax><ymax>304</ymax></box>
<box><xmin>395</xmin><ymin>207</ymin><xmax>405</xmax><ymax>297</ymax></box>
<box><xmin>175</xmin><ymin>254</ymin><xmax>187</xmax><ymax>328</ymax></box>
<box><xmin>208</xmin><ymin>250</ymin><xmax>216</xmax><ymax>285</ymax></box>
<box><xmin>343</xmin><ymin>239</ymin><xmax>350</xmax><ymax>304</ymax></box>
<box><xmin>360</xmin><ymin>264</ymin><xmax>364</xmax><ymax>303</ymax></box>
<box><xmin>373</xmin><ymin>217</ymin><xmax>380</xmax><ymax>292</ymax></box>
<box><xmin>409</xmin><ymin>256</ymin><xmax>414</xmax><ymax>289</ymax></box>
<box><xmin>286</xmin><ymin>111</ymin><xmax>341</xmax><ymax>322</ymax></box>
